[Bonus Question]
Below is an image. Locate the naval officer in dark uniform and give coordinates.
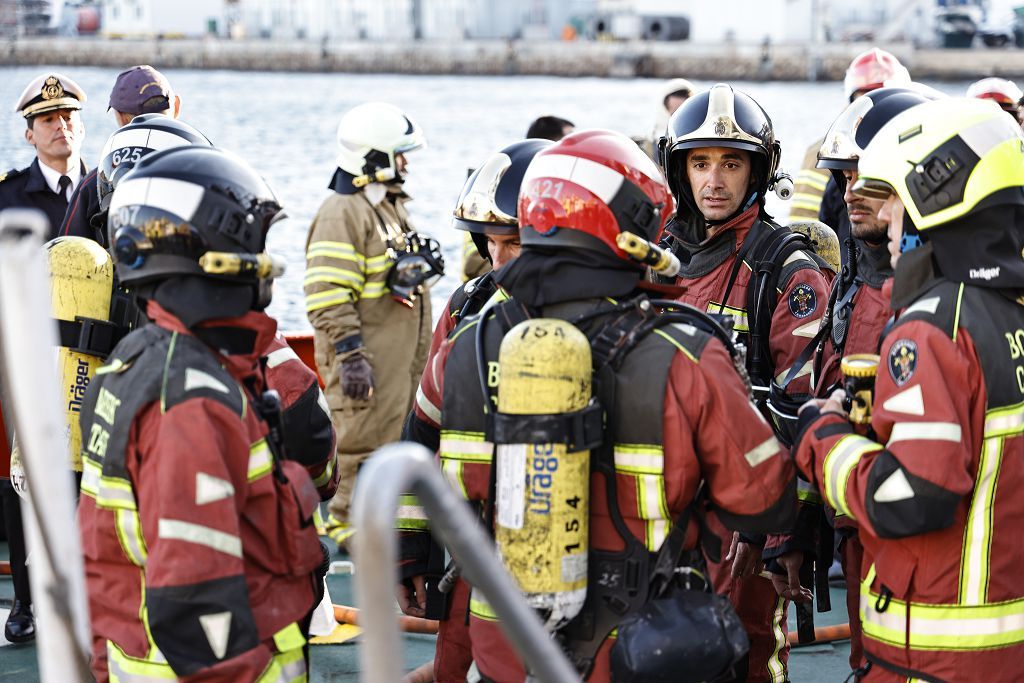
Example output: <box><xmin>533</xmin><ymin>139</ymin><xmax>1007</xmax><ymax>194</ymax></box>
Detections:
<box><xmin>0</xmin><ymin>71</ymin><xmax>87</xmax><ymax>645</ymax></box>
<box><xmin>0</xmin><ymin>72</ymin><xmax>87</xmax><ymax>240</ymax></box>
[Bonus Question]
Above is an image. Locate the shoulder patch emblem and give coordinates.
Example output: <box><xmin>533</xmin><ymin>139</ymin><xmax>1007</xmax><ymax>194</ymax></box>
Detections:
<box><xmin>888</xmin><ymin>339</ymin><xmax>918</xmax><ymax>386</ymax></box>
<box><xmin>788</xmin><ymin>283</ymin><xmax>817</xmax><ymax>319</ymax></box>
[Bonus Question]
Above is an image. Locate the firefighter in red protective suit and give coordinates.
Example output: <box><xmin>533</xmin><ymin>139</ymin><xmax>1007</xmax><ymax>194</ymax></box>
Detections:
<box><xmin>397</xmin><ymin>138</ymin><xmax>551</xmax><ymax>683</ymax></box>
<box><xmin>657</xmin><ymin>83</ymin><xmax>833</xmax><ymax>683</ymax></box>
<box><xmin>795</xmin><ymin>97</ymin><xmax>1024</xmax><ymax>682</ymax></box>
<box><xmin>78</xmin><ymin>146</ymin><xmax>333</xmax><ymax>682</ymax></box>
<box><xmin>412</xmin><ymin>129</ymin><xmax>797</xmax><ymax>682</ymax></box>
<box><xmin>810</xmin><ymin>86</ymin><xmax>938</xmax><ymax>675</ymax></box>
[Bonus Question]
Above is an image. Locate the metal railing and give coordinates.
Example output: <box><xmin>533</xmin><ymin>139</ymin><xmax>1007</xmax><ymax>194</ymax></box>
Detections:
<box><xmin>352</xmin><ymin>442</ymin><xmax>580</xmax><ymax>683</ymax></box>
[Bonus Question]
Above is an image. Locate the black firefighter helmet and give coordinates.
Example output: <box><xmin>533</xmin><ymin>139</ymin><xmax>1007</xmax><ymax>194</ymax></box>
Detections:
<box><xmin>106</xmin><ymin>145</ymin><xmax>285</xmax><ymax>319</ymax></box>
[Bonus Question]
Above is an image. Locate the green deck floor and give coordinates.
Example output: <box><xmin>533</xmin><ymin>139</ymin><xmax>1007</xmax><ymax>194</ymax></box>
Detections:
<box><xmin>0</xmin><ymin>540</ymin><xmax>853</xmax><ymax>681</ymax></box>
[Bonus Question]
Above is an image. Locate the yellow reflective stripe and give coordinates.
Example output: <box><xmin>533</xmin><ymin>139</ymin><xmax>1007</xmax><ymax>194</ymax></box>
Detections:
<box><xmin>303</xmin><ymin>266</ymin><xmax>365</xmax><ymax>290</ymax></box>
<box><xmin>862</xmin><ymin>565</ymin><xmax>1024</xmax><ymax>651</ymax></box>
<box><xmin>98</xmin><ymin>474</ymin><xmax>139</xmax><ymax>511</ymax></box>
<box><xmin>365</xmin><ymin>254</ymin><xmax>391</xmax><ymax>275</ymax></box>
<box><xmin>822</xmin><ymin>434</ymin><xmax>880</xmax><ymax>518</ymax></box>
<box><xmin>766</xmin><ymin>595</ymin><xmax>787</xmax><ymax>682</ymax></box>
<box><xmin>249</xmin><ymin>439</ymin><xmax>273</xmax><ymax>482</ymax></box>
<box><xmin>115</xmin><ymin>509</ymin><xmax>149</xmax><ymax>567</ymax></box>
<box><xmin>635</xmin><ymin>472</ymin><xmax>670</xmax><ymax>551</ymax></box>
<box><xmin>272</xmin><ymin>621</ymin><xmax>306</xmax><ymax>653</ymax></box>
<box><xmin>959</xmin><ymin>436</ymin><xmax>1004</xmax><ymax>605</ymax></box>
<box><xmin>307</xmin><ymin>240</ymin><xmax>362</xmax><ymax>261</ymax></box>
<box><xmin>361</xmin><ymin>281</ymin><xmax>390</xmax><ymax>298</ymax></box>
<box><xmin>887</xmin><ymin>421</ymin><xmax>963</xmax><ymax>444</ymax></box>
<box><xmin>952</xmin><ymin>282</ymin><xmax>964</xmax><ymax>342</ymax></box>
<box><xmin>312</xmin><ymin>454</ymin><xmax>337</xmax><ymax>489</ymax></box>
<box><xmin>81</xmin><ymin>456</ymin><xmax>101</xmax><ymax>498</ymax></box>
<box><xmin>256</xmin><ymin>644</ymin><xmax>307</xmax><ymax>683</ymax></box>
<box><xmin>439</xmin><ymin>431</ymin><xmax>493</xmax><ymax>462</ymax></box>
<box><xmin>396</xmin><ymin>493</ymin><xmax>429</xmax><ymax>530</ymax></box>
<box><xmin>107</xmin><ymin>640</ymin><xmax>177</xmax><ymax>681</ymax></box>
<box><xmin>797</xmin><ymin>478</ymin><xmax>823</xmax><ymax>504</ymax></box>
<box><xmin>706</xmin><ymin>302</ymin><xmax>748</xmax><ymax>332</ymax></box>
<box><xmin>305</xmin><ymin>287</ymin><xmax>356</xmax><ymax>312</ymax></box>
<box><xmin>613</xmin><ymin>444</ymin><xmax>664</xmax><ymax>474</ymax></box>
<box><xmin>652</xmin><ymin>328</ymin><xmax>697</xmax><ymax>362</ymax></box>
<box><xmin>470</xmin><ymin>593</ymin><xmax>498</xmax><ymax>621</ymax></box>
<box><xmin>790</xmin><ymin>200</ymin><xmax>823</xmax><ymax>213</ymax></box>
<box><xmin>795</xmin><ymin>169</ymin><xmax>829</xmax><ymax>191</ymax></box>
<box><xmin>442</xmin><ymin>459</ymin><xmax>468</xmax><ymax>498</ymax></box>
<box><xmin>415</xmin><ymin>384</ymin><xmax>441</xmax><ymax>425</ymax></box>
<box><xmin>984</xmin><ymin>402</ymin><xmax>1024</xmax><ymax>438</ymax></box>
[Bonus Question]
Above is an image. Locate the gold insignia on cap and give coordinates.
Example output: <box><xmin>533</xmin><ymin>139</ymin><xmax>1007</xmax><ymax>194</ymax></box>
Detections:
<box><xmin>41</xmin><ymin>76</ymin><xmax>65</xmax><ymax>101</ymax></box>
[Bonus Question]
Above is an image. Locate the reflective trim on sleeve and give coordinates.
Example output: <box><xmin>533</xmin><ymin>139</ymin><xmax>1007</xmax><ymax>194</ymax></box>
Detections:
<box><xmin>613</xmin><ymin>444</ymin><xmax>664</xmax><ymax>475</ymax></box>
<box><xmin>415</xmin><ymin>384</ymin><xmax>442</xmax><ymax>425</ymax></box>
<box><xmin>365</xmin><ymin>254</ymin><xmax>392</xmax><ymax>275</ymax></box>
<box><xmin>706</xmin><ymin>302</ymin><xmax>749</xmax><ymax>333</ymax></box>
<box><xmin>361</xmin><ymin>281</ymin><xmax>390</xmax><ymax>299</ymax></box>
<box><xmin>265</xmin><ymin>346</ymin><xmax>300</xmax><ymax>369</ymax></box>
<box><xmin>765</xmin><ymin>595</ymin><xmax>788</xmax><ymax>683</ymax></box>
<box><xmin>97</xmin><ymin>473</ymin><xmax>140</xmax><ymax>511</ymax></box>
<box><xmin>797</xmin><ymin>479</ymin><xmax>823</xmax><ymax>505</ymax></box>
<box><xmin>312</xmin><ymin>454</ymin><xmax>337</xmax><ymax>489</ymax></box>
<box><xmin>795</xmin><ymin>169</ymin><xmax>829</xmax><ymax>191</ymax></box>
<box><xmin>637</xmin><ymin>471</ymin><xmax>670</xmax><ymax>551</ymax></box>
<box><xmin>861</xmin><ymin>564</ymin><xmax>1024</xmax><ymax>651</ymax></box>
<box><xmin>396</xmin><ymin>493</ymin><xmax>429</xmax><ymax>530</ymax></box>
<box><xmin>307</xmin><ymin>241</ymin><xmax>364</xmax><ymax>264</ymax></box>
<box><xmin>303</xmin><ymin>266</ymin><xmax>365</xmax><ymax>291</ymax></box>
<box><xmin>116</xmin><ymin>509</ymin><xmax>149</xmax><ymax>567</ymax></box>
<box><xmin>249</xmin><ymin>439</ymin><xmax>274</xmax><ymax>482</ymax></box>
<box><xmin>107</xmin><ymin>640</ymin><xmax>177</xmax><ymax>681</ymax></box>
<box><xmin>272</xmin><ymin>621</ymin><xmax>306</xmax><ymax>653</ymax></box>
<box><xmin>822</xmin><ymin>434</ymin><xmax>881</xmax><ymax>518</ymax></box>
<box><xmin>959</xmin><ymin>435</ymin><xmax>1005</xmax><ymax>606</ymax></box>
<box><xmin>81</xmin><ymin>456</ymin><xmax>101</xmax><ymax>498</ymax></box>
<box><xmin>984</xmin><ymin>402</ymin><xmax>1024</xmax><ymax>438</ymax></box>
<box><xmin>887</xmin><ymin>421</ymin><xmax>963</xmax><ymax>445</ymax></box>
<box><xmin>157</xmin><ymin>519</ymin><xmax>243</xmax><ymax>559</ymax></box>
<box><xmin>439</xmin><ymin>431</ymin><xmax>493</xmax><ymax>462</ymax></box>
<box><xmin>744</xmin><ymin>437</ymin><xmax>779</xmax><ymax>468</ymax></box>
<box><xmin>470</xmin><ymin>592</ymin><xmax>498</xmax><ymax>621</ymax></box>
<box><xmin>304</xmin><ymin>287</ymin><xmax>356</xmax><ymax>312</ymax></box>
<box><xmin>256</xmin><ymin>644</ymin><xmax>308</xmax><ymax>683</ymax></box>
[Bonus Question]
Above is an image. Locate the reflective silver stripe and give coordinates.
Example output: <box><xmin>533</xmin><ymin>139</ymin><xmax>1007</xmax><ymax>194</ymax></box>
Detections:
<box><xmin>887</xmin><ymin>421</ymin><xmax>962</xmax><ymax>445</ymax></box>
<box><xmin>265</xmin><ymin>346</ymin><xmax>300</xmax><ymax>369</ymax></box>
<box><xmin>984</xmin><ymin>406</ymin><xmax>1024</xmax><ymax>437</ymax></box>
<box><xmin>775</xmin><ymin>360</ymin><xmax>812</xmax><ymax>383</ymax></box>
<box><xmin>116</xmin><ymin>509</ymin><xmax>148</xmax><ymax>567</ymax></box>
<box><xmin>415</xmin><ymin>384</ymin><xmax>441</xmax><ymax>425</ymax></box>
<box><xmin>823</xmin><ymin>435</ymin><xmax>877</xmax><ymax>517</ymax></box>
<box><xmin>249</xmin><ymin>440</ymin><xmax>273</xmax><ymax>480</ymax></box>
<box><xmin>613</xmin><ymin>447</ymin><xmax>663</xmax><ymax>474</ymax></box>
<box><xmin>744</xmin><ymin>437</ymin><xmax>779</xmax><ymax>467</ymax></box>
<box><xmin>960</xmin><ymin>436</ymin><xmax>1003</xmax><ymax>605</ymax></box>
<box><xmin>81</xmin><ymin>458</ymin><xmax>101</xmax><ymax>496</ymax></box>
<box><xmin>396</xmin><ymin>505</ymin><xmax>428</xmax><ymax>521</ymax></box>
<box><xmin>157</xmin><ymin>519</ymin><xmax>242</xmax><ymax>558</ymax></box>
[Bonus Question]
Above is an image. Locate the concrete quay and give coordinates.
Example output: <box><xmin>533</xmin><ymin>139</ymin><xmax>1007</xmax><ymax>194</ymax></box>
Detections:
<box><xmin>2</xmin><ymin>36</ymin><xmax>1022</xmax><ymax>80</ymax></box>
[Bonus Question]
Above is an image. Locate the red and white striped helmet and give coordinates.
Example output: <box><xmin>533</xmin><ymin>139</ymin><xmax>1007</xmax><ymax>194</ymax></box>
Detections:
<box><xmin>517</xmin><ymin>129</ymin><xmax>674</xmax><ymax>267</ymax></box>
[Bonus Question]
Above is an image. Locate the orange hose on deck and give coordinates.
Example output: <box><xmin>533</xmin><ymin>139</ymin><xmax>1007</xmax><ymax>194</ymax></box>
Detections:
<box><xmin>788</xmin><ymin>622</ymin><xmax>851</xmax><ymax>646</ymax></box>
<box><xmin>333</xmin><ymin>604</ymin><xmax>440</xmax><ymax>635</ymax></box>
<box><xmin>401</xmin><ymin>660</ymin><xmax>434</xmax><ymax>683</ymax></box>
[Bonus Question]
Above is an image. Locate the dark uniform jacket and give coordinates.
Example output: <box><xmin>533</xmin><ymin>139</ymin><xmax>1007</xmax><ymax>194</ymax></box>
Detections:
<box><xmin>0</xmin><ymin>158</ymin><xmax>86</xmax><ymax>241</ymax></box>
<box><xmin>59</xmin><ymin>168</ymin><xmax>103</xmax><ymax>245</ymax></box>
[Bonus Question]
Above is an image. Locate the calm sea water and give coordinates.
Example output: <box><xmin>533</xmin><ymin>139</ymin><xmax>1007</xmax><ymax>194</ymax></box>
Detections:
<box><xmin>0</xmin><ymin>66</ymin><xmax>972</xmax><ymax>331</ymax></box>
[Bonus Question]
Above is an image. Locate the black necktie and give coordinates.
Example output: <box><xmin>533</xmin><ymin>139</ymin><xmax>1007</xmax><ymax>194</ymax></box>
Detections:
<box><xmin>58</xmin><ymin>175</ymin><xmax>71</xmax><ymax>203</ymax></box>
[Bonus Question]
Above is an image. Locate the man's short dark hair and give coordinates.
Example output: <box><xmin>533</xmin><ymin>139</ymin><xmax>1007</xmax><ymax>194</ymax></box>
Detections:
<box><xmin>526</xmin><ymin>116</ymin><xmax>575</xmax><ymax>141</ymax></box>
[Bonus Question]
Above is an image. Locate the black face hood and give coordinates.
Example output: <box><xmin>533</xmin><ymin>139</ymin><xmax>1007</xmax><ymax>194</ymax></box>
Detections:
<box><xmin>926</xmin><ymin>202</ymin><xmax>1024</xmax><ymax>290</ymax></box>
<box><xmin>494</xmin><ymin>246</ymin><xmax>641</xmax><ymax>308</ymax></box>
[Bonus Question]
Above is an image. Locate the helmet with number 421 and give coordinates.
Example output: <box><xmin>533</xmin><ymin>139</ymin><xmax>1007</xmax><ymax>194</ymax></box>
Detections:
<box><xmin>517</xmin><ymin>129</ymin><xmax>675</xmax><ymax>268</ymax></box>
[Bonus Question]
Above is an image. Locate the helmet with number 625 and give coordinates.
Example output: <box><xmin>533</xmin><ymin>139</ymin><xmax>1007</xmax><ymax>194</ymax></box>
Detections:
<box><xmin>97</xmin><ymin>114</ymin><xmax>212</xmax><ymax>213</ymax></box>
<box><xmin>517</xmin><ymin>129</ymin><xmax>675</xmax><ymax>268</ymax></box>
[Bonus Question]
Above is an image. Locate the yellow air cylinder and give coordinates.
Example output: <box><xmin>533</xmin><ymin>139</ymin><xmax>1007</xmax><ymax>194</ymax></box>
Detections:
<box><xmin>494</xmin><ymin>318</ymin><xmax>591</xmax><ymax>630</ymax></box>
<box><xmin>789</xmin><ymin>220</ymin><xmax>841</xmax><ymax>274</ymax></box>
<box><xmin>47</xmin><ymin>236</ymin><xmax>114</xmax><ymax>472</ymax></box>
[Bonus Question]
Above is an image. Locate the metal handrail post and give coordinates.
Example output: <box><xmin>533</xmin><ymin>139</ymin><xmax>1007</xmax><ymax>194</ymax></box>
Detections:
<box><xmin>352</xmin><ymin>442</ymin><xmax>580</xmax><ymax>683</ymax></box>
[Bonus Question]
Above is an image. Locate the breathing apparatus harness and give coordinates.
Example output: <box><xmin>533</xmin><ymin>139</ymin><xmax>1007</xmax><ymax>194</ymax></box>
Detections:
<box><xmin>473</xmin><ymin>293</ymin><xmax>748</xmax><ymax>679</ymax></box>
<box><xmin>359</xmin><ymin>193</ymin><xmax>445</xmax><ymax>307</ymax></box>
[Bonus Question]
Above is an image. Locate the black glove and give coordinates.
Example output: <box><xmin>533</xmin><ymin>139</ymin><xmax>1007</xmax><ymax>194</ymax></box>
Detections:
<box><xmin>340</xmin><ymin>354</ymin><xmax>374</xmax><ymax>401</ymax></box>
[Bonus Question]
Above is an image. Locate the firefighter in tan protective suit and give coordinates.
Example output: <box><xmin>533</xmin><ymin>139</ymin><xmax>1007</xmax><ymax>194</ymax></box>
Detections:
<box><xmin>304</xmin><ymin>102</ymin><xmax>437</xmax><ymax>550</ymax></box>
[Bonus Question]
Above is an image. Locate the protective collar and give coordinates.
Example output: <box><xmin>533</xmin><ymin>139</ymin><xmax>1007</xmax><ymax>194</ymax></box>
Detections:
<box><xmin>494</xmin><ymin>247</ymin><xmax>641</xmax><ymax>308</ymax></box>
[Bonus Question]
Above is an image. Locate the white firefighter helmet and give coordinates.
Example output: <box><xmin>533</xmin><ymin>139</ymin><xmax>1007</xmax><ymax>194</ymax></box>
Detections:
<box><xmin>335</xmin><ymin>102</ymin><xmax>426</xmax><ymax>185</ymax></box>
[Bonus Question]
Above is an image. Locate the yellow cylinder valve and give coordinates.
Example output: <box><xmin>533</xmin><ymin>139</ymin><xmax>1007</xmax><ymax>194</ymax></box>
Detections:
<box><xmin>841</xmin><ymin>353</ymin><xmax>880</xmax><ymax>425</ymax></box>
<box><xmin>46</xmin><ymin>237</ymin><xmax>114</xmax><ymax>472</ymax></box>
<box><xmin>494</xmin><ymin>318</ymin><xmax>592</xmax><ymax>630</ymax></box>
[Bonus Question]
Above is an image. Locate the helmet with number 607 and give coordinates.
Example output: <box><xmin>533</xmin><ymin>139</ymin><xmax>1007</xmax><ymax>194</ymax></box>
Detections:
<box><xmin>517</xmin><ymin>129</ymin><xmax>675</xmax><ymax>268</ymax></box>
<box><xmin>97</xmin><ymin>114</ymin><xmax>212</xmax><ymax>213</ymax></box>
